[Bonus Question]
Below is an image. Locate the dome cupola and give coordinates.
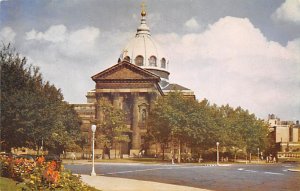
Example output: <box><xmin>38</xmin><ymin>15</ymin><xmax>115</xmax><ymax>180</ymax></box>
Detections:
<box><xmin>119</xmin><ymin>5</ymin><xmax>170</xmax><ymax>88</ymax></box>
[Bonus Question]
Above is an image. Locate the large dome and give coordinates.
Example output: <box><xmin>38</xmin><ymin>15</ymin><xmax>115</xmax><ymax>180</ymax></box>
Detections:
<box><xmin>119</xmin><ymin>8</ymin><xmax>170</xmax><ymax>87</ymax></box>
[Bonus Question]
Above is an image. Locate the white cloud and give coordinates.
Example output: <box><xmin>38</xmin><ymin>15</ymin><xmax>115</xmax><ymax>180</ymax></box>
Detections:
<box><xmin>155</xmin><ymin>16</ymin><xmax>300</xmax><ymax>120</ymax></box>
<box><xmin>25</xmin><ymin>25</ymin><xmax>100</xmax><ymax>57</ymax></box>
<box><xmin>184</xmin><ymin>17</ymin><xmax>200</xmax><ymax>30</ymax></box>
<box><xmin>0</xmin><ymin>27</ymin><xmax>16</xmax><ymax>44</ymax></box>
<box><xmin>26</xmin><ymin>25</ymin><xmax>67</xmax><ymax>42</ymax></box>
<box><xmin>22</xmin><ymin>25</ymin><xmax>103</xmax><ymax>103</ymax></box>
<box><xmin>272</xmin><ymin>0</ymin><xmax>300</xmax><ymax>24</ymax></box>
<box><xmin>21</xmin><ymin>25</ymin><xmax>140</xmax><ymax>105</ymax></box>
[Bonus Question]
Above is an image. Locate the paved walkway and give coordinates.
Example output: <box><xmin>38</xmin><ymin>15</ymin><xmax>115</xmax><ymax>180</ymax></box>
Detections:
<box><xmin>81</xmin><ymin>175</ymin><xmax>212</xmax><ymax>191</ymax></box>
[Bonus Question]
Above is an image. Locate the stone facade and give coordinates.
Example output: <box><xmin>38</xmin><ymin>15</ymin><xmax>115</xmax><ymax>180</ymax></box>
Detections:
<box><xmin>92</xmin><ymin>61</ymin><xmax>161</xmax><ymax>156</ymax></box>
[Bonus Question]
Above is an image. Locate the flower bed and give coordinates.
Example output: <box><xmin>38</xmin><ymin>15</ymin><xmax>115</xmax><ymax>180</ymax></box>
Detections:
<box><xmin>0</xmin><ymin>155</ymin><xmax>97</xmax><ymax>190</ymax></box>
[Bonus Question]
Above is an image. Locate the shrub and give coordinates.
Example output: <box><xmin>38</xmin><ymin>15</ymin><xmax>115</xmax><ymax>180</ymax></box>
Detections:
<box><xmin>0</xmin><ymin>155</ymin><xmax>95</xmax><ymax>190</ymax></box>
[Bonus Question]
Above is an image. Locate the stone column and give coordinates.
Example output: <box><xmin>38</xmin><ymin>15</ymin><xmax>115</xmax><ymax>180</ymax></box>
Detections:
<box><xmin>96</xmin><ymin>94</ymin><xmax>103</xmax><ymax>121</ymax></box>
<box><xmin>148</xmin><ymin>92</ymin><xmax>158</xmax><ymax>155</ymax></box>
<box><xmin>113</xmin><ymin>93</ymin><xmax>120</xmax><ymax>108</ymax></box>
<box><xmin>131</xmin><ymin>93</ymin><xmax>140</xmax><ymax>156</ymax></box>
<box><xmin>113</xmin><ymin>93</ymin><xmax>123</xmax><ymax>158</ymax></box>
<box><xmin>149</xmin><ymin>92</ymin><xmax>157</xmax><ymax>110</ymax></box>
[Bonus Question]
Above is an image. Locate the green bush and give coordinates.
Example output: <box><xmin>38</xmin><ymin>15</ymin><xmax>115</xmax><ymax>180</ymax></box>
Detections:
<box><xmin>0</xmin><ymin>155</ymin><xmax>97</xmax><ymax>191</ymax></box>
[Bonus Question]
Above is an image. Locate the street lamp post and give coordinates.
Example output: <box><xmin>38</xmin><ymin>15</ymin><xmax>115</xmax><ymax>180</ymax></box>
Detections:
<box><xmin>216</xmin><ymin>142</ymin><xmax>220</xmax><ymax>166</ymax></box>
<box><xmin>91</xmin><ymin>125</ymin><xmax>97</xmax><ymax>176</ymax></box>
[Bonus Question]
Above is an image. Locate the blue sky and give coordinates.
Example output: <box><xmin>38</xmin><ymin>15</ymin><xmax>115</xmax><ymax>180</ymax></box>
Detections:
<box><xmin>1</xmin><ymin>0</ymin><xmax>299</xmax><ymax>121</ymax></box>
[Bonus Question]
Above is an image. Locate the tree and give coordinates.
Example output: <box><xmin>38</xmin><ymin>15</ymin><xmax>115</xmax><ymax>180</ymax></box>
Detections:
<box><xmin>216</xmin><ymin>105</ymin><xmax>269</xmax><ymax>161</ymax></box>
<box><xmin>147</xmin><ymin>96</ymin><xmax>172</xmax><ymax>160</ymax></box>
<box><xmin>188</xmin><ymin>100</ymin><xmax>220</xmax><ymax>160</ymax></box>
<box><xmin>148</xmin><ymin>91</ymin><xmax>201</xmax><ymax>162</ymax></box>
<box><xmin>147</xmin><ymin>90</ymin><xmax>269</xmax><ymax>162</ymax></box>
<box><xmin>0</xmin><ymin>44</ymin><xmax>81</xmax><ymax>154</ymax></box>
<box><xmin>95</xmin><ymin>99</ymin><xmax>130</xmax><ymax>159</ymax></box>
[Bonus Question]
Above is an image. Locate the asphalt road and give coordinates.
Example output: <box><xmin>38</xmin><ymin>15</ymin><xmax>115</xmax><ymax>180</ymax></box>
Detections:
<box><xmin>65</xmin><ymin>163</ymin><xmax>300</xmax><ymax>191</ymax></box>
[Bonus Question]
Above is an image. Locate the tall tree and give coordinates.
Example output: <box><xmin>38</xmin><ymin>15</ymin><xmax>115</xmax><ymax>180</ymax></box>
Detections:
<box><xmin>1</xmin><ymin>44</ymin><xmax>81</xmax><ymax>154</ymax></box>
<box><xmin>147</xmin><ymin>95</ymin><xmax>172</xmax><ymax>160</ymax></box>
<box><xmin>148</xmin><ymin>92</ymin><xmax>200</xmax><ymax>162</ymax></box>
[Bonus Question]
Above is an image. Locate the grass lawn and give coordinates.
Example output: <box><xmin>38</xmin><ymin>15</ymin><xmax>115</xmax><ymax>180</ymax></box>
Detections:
<box><xmin>0</xmin><ymin>176</ymin><xmax>101</xmax><ymax>191</ymax></box>
<box><xmin>0</xmin><ymin>177</ymin><xmax>25</xmax><ymax>191</ymax></box>
<box><xmin>85</xmin><ymin>185</ymin><xmax>102</xmax><ymax>191</ymax></box>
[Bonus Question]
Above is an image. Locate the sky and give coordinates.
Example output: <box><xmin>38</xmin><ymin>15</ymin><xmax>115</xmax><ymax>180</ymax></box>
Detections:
<box><xmin>1</xmin><ymin>0</ymin><xmax>299</xmax><ymax>121</ymax></box>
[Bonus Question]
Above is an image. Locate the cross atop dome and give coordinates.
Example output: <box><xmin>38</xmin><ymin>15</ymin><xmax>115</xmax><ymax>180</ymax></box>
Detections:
<box><xmin>137</xmin><ymin>2</ymin><xmax>150</xmax><ymax>35</ymax></box>
<box><xmin>141</xmin><ymin>2</ymin><xmax>146</xmax><ymax>16</ymax></box>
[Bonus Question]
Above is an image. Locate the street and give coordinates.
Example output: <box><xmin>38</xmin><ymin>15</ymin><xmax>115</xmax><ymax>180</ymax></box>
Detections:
<box><xmin>65</xmin><ymin>162</ymin><xmax>300</xmax><ymax>191</ymax></box>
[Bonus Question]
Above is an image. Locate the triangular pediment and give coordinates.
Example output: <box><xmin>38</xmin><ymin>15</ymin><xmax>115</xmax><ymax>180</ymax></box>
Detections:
<box><xmin>92</xmin><ymin>61</ymin><xmax>160</xmax><ymax>81</ymax></box>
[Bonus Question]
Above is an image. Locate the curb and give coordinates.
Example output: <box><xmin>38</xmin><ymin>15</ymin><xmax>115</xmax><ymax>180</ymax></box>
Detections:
<box><xmin>287</xmin><ymin>169</ymin><xmax>300</xmax><ymax>172</ymax></box>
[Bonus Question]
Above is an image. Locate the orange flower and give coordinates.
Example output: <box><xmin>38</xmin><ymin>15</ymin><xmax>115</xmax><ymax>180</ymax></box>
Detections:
<box><xmin>36</xmin><ymin>156</ymin><xmax>45</xmax><ymax>165</ymax></box>
<box><xmin>51</xmin><ymin>171</ymin><xmax>60</xmax><ymax>183</ymax></box>
<box><xmin>50</xmin><ymin>161</ymin><xmax>56</xmax><ymax>169</ymax></box>
<box><xmin>43</xmin><ymin>161</ymin><xmax>60</xmax><ymax>184</ymax></box>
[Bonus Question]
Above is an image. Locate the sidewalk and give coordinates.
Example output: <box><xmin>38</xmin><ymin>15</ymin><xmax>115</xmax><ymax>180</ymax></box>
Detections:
<box><xmin>81</xmin><ymin>175</ymin><xmax>212</xmax><ymax>191</ymax></box>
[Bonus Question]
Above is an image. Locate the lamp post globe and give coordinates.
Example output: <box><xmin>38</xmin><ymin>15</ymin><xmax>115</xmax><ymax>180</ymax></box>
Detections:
<box><xmin>216</xmin><ymin>142</ymin><xmax>220</xmax><ymax>166</ymax></box>
<box><xmin>92</xmin><ymin>124</ymin><xmax>96</xmax><ymax>133</ymax></box>
<box><xmin>91</xmin><ymin>125</ymin><xmax>97</xmax><ymax>176</ymax></box>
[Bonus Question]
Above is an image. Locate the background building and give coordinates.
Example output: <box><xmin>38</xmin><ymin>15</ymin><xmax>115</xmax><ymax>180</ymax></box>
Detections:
<box><xmin>267</xmin><ymin>114</ymin><xmax>300</xmax><ymax>160</ymax></box>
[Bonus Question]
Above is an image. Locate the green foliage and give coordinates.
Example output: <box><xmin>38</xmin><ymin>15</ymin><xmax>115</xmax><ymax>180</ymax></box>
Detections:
<box><xmin>0</xmin><ymin>176</ymin><xmax>29</xmax><ymax>191</ymax></box>
<box><xmin>95</xmin><ymin>99</ymin><xmax>130</xmax><ymax>150</ymax></box>
<box><xmin>0</xmin><ymin>44</ymin><xmax>81</xmax><ymax>154</ymax></box>
<box><xmin>147</xmin><ymin>91</ymin><xmax>269</xmax><ymax>160</ymax></box>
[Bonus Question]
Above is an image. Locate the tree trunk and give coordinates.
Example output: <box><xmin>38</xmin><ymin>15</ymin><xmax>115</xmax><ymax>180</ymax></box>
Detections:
<box><xmin>171</xmin><ymin>137</ymin><xmax>175</xmax><ymax>164</ymax></box>
<box><xmin>178</xmin><ymin>140</ymin><xmax>181</xmax><ymax>163</ymax></box>
<box><xmin>234</xmin><ymin>152</ymin><xmax>237</xmax><ymax>162</ymax></box>
<box><xmin>162</xmin><ymin>144</ymin><xmax>165</xmax><ymax>161</ymax></box>
<box><xmin>155</xmin><ymin>143</ymin><xmax>158</xmax><ymax>158</ymax></box>
<box><xmin>115</xmin><ymin>142</ymin><xmax>117</xmax><ymax>159</ymax></box>
<box><xmin>119</xmin><ymin>142</ymin><xmax>122</xmax><ymax>158</ymax></box>
<box><xmin>249</xmin><ymin>152</ymin><xmax>252</xmax><ymax>163</ymax></box>
<box><xmin>102</xmin><ymin>148</ymin><xmax>105</xmax><ymax>159</ymax></box>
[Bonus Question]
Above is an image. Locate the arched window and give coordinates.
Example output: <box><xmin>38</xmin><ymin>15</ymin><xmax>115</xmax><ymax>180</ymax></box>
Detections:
<box><xmin>135</xmin><ymin>55</ymin><xmax>144</xmax><ymax>66</ymax></box>
<box><xmin>124</xmin><ymin>56</ymin><xmax>130</xmax><ymax>62</ymax></box>
<box><xmin>161</xmin><ymin>58</ymin><xmax>166</xmax><ymax>68</ymax></box>
<box><xmin>149</xmin><ymin>56</ymin><xmax>157</xmax><ymax>66</ymax></box>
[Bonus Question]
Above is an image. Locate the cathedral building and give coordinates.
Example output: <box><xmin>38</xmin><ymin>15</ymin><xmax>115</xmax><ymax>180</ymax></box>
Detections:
<box><xmin>74</xmin><ymin>7</ymin><xmax>194</xmax><ymax>158</ymax></box>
